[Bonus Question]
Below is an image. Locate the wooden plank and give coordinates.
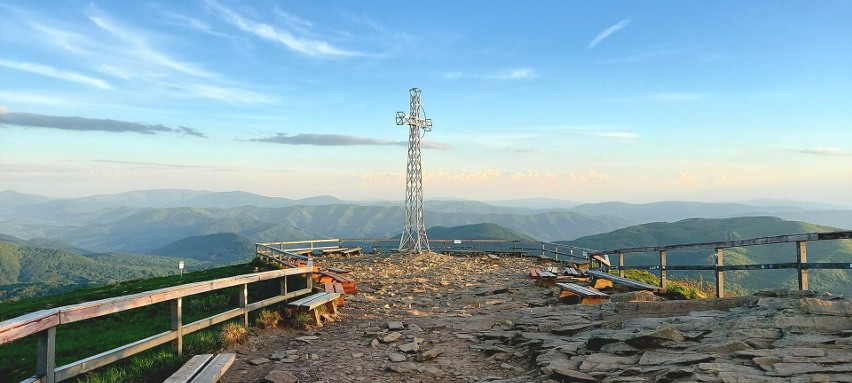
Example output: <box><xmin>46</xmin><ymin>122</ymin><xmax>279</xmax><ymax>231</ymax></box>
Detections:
<box><xmin>245</xmin><ymin>288</ymin><xmax>312</xmax><ymax>312</ymax></box>
<box><xmin>191</xmin><ymin>353</ymin><xmax>235</xmax><ymax>383</ymax></box>
<box><xmin>58</xmin><ymin>267</ymin><xmax>310</xmax><ymax>324</ymax></box>
<box><xmin>20</xmin><ymin>376</ymin><xmax>43</xmax><ymax>383</ymax></box>
<box><xmin>181</xmin><ymin>308</ymin><xmax>243</xmax><ymax>335</ymax></box>
<box><xmin>163</xmin><ymin>354</ymin><xmax>212</xmax><ymax>383</ymax></box>
<box><xmin>0</xmin><ymin>309</ymin><xmax>60</xmax><ymax>345</ymax></box>
<box><xmin>289</xmin><ymin>293</ymin><xmax>341</xmax><ymax>310</ymax></box>
<box><xmin>591</xmin><ymin>231</ymin><xmax>851</xmax><ymax>255</ymax></box>
<box><xmin>586</xmin><ymin>270</ymin><xmax>662</xmax><ymax>291</ymax></box>
<box><xmin>54</xmin><ymin>330</ymin><xmax>177</xmax><ymax>381</ymax></box>
<box><xmin>556</xmin><ymin>283</ymin><xmax>609</xmax><ymax>298</ymax></box>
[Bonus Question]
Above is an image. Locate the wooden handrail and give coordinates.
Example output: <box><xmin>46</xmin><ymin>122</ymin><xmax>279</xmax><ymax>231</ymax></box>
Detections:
<box><xmin>1</xmin><ymin>265</ymin><xmax>314</xmax><ymax>383</ymax></box>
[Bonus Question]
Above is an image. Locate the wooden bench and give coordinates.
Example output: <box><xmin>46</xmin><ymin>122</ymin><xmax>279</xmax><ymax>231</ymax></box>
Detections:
<box><xmin>341</xmin><ymin>247</ymin><xmax>362</xmax><ymax>256</ymax></box>
<box><xmin>556</xmin><ymin>283</ymin><xmax>610</xmax><ymax>305</ymax></box>
<box><xmin>288</xmin><ymin>292</ymin><xmax>341</xmax><ymax>326</ymax></box>
<box><xmin>164</xmin><ymin>353</ymin><xmax>235</xmax><ymax>383</ymax></box>
<box><xmin>318</xmin><ymin>271</ymin><xmax>357</xmax><ymax>294</ymax></box>
<box><xmin>320</xmin><ymin>247</ymin><xmax>345</xmax><ymax>255</ymax></box>
<box><xmin>528</xmin><ymin>268</ymin><xmax>539</xmax><ymax>279</ymax></box>
<box><xmin>485</xmin><ymin>253</ymin><xmax>500</xmax><ymax>265</ymax></box>
<box><xmin>537</xmin><ymin>270</ymin><xmax>557</xmax><ymax>286</ymax></box>
<box><xmin>327</xmin><ymin>267</ymin><xmax>350</xmax><ymax>275</ymax></box>
<box><xmin>322</xmin><ymin>282</ymin><xmax>347</xmax><ymax>307</ymax></box>
<box><xmin>586</xmin><ymin>270</ymin><xmax>664</xmax><ymax>292</ymax></box>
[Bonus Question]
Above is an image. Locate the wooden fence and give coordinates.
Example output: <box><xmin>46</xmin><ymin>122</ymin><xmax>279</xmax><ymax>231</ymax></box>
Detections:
<box><xmin>587</xmin><ymin>231</ymin><xmax>852</xmax><ymax>298</ymax></box>
<box><xmin>0</xmin><ymin>265</ymin><xmax>314</xmax><ymax>383</ymax></box>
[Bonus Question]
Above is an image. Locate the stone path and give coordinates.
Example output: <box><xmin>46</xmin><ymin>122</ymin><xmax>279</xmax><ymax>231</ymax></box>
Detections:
<box><xmin>222</xmin><ymin>252</ymin><xmax>852</xmax><ymax>383</ymax></box>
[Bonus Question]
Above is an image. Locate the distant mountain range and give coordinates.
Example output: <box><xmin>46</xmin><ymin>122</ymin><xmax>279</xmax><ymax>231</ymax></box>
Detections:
<box><xmin>1</xmin><ymin>189</ymin><xmax>849</xmax><ymax>253</ymax></box>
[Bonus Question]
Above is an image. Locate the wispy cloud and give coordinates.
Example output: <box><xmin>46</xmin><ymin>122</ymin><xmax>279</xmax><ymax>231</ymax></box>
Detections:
<box><xmin>0</xmin><ymin>109</ymin><xmax>206</xmax><ymax>137</ymax></box>
<box><xmin>563</xmin><ymin>129</ymin><xmax>639</xmax><ymax>139</ymax></box>
<box><xmin>0</xmin><ymin>59</ymin><xmax>111</xmax><ymax>89</ymax></box>
<box><xmin>93</xmin><ymin>160</ymin><xmax>212</xmax><ymax>168</ymax></box>
<box><xmin>207</xmin><ymin>1</ymin><xmax>360</xmax><ymax>57</ymax></box>
<box><xmin>646</xmin><ymin>92</ymin><xmax>705</xmax><ymax>102</ymax></box>
<box><xmin>491</xmin><ymin>68</ymin><xmax>538</xmax><ymax>80</ymax></box>
<box><xmin>443</xmin><ymin>67</ymin><xmax>538</xmax><ymax>81</ymax></box>
<box><xmin>251</xmin><ymin>133</ymin><xmax>452</xmax><ymax>149</ymax></box>
<box><xmin>88</xmin><ymin>14</ymin><xmax>214</xmax><ymax>78</ymax></box>
<box><xmin>8</xmin><ymin>6</ymin><xmax>276</xmax><ymax>105</ymax></box>
<box><xmin>588</xmin><ymin>19</ymin><xmax>630</xmax><ymax>49</ymax></box>
<box><xmin>176</xmin><ymin>126</ymin><xmax>207</xmax><ymax>138</ymax></box>
<box><xmin>799</xmin><ymin>147</ymin><xmax>845</xmax><ymax>156</ymax></box>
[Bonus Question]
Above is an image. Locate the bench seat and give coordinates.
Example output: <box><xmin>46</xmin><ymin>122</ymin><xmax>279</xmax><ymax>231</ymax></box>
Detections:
<box><xmin>289</xmin><ymin>292</ymin><xmax>341</xmax><ymax>326</ymax></box>
<box><xmin>164</xmin><ymin>353</ymin><xmax>235</xmax><ymax>383</ymax></box>
<box><xmin>537</xmin><ymin>270</ymin><xmax>557</xmax><ymax>286</ymax></box>
<box><xmin>586</xmin><ymin>270</ymin><xmax>664</xmax><ymax>292</ymax></box>
<box><xmin>318</xmin><ymin>271</ymin><xmax>357</xmax><ymax>294</ymax></box>
<box><xmin>556</xmin><ymin>283</ymin><xmax>610</xmax><ymax>305</ymax></box>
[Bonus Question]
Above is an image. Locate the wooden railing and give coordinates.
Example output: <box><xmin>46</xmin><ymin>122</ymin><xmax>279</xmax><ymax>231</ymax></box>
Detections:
<box><xmin>335</xmin><ymin>238</ymin><xmax>593</xmax><ymax>263</ymax></box>
<box><xmin>587</xmin><ymin>231</ymin><xmax>852</xmax><ymax>298</ymax></box>
<box><xmin>0</xmin><ymin>265</ymin><xmax>314</xmax><ymax>383</ymax></box>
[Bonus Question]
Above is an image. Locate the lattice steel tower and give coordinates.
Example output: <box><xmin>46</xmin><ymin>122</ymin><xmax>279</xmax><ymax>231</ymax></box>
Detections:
<box><xmin>396</xmin><ymin>88</ymin><xmax>432</xmax><ymax>253</ymax></box>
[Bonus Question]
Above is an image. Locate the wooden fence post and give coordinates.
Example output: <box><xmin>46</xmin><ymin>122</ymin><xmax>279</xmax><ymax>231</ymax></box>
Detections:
<box><xmin>715</xmin><ymin>248</ymin><xmax>724</xmax><ymax>298</ymax></box>
<box><xmin>170</xmin><ymin>298</ymin><xmax>183</xmax><ymax>357</ymax></box>
<box><xmin>555</xmin><ymin>245</ymin><xmax>559</xmax><ymax>263</ymax></box>
<box><xmin>797</xmin><ymin>241</ymin><xmax>808</xmax><ymax>290</ymax></box>
<box><xmin>239</xmin><ymin>284</ymin><xmax>249</xmax><ymax>328</ymax></box>
<box><xmin>618</xmin><ymin>253</ymin><xmax>625</xmax><ymax>278</ymax></box>
<box><xmin>36</xmin><ymin>327</ymin><xmax>56</xmax><ymax>383</ymax></box>
<box><xmin>541</xmin><ymin>243</ymin><xmax>545</xmax><ymax>258</ymax></box>
<box><xmin>659</xmin><ymin>250</ymin><xmax>667</xmax><ymax>289</ymax></box>
<box><xmin>281</xmin><ymin>276</ymin><xmax>288</xmax><ymax>297</ymax></box>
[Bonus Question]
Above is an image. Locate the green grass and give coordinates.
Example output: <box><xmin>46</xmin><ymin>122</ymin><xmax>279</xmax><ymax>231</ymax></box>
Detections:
<box><xmin>0</xmin><ymin>258</ymin><xmax>310</xmax><ymax>382</ymax></box>
<box><xmin>622</xmin><ymin>270</ymin><xmax>730</xmax><ymax>299</ymax></box>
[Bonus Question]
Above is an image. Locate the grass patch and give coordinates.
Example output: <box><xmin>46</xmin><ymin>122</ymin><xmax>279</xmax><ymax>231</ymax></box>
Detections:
<box><xmin>622</xmin><ymin>270</ymin><xmax>727</xmax><ymax>300</ymax></box>
<box><xmin>256</xmin><ymin>309</ymin><xmax>282</xmax><ymax>330</ymax></box>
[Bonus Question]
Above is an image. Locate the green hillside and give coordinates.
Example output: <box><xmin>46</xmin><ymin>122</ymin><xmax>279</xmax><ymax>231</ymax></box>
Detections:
<box><xmin>426</xmin><ymin>223</ymin><xmax>538</xmax><ymax>241</ymax></box>
<box><xmin>568</xmin><ymin>217</ymin><xmax>851</xmax><ymax>295</ymax></box>
<box><xmin>151</xmin><ymin>232</ymin><xmax>255</xmax><ymax>263</ymax></box>
<box><xmin>0</xmin><ymin>241</ymin><xmax>207</xmax><ymax>302</ymax></box>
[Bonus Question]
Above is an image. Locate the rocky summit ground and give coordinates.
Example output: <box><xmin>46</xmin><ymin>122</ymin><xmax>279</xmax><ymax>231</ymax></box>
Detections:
<box><xmin>222</xmin><ymin>252</ymin><xmax>852</xmax><ymax>383</ymax></box>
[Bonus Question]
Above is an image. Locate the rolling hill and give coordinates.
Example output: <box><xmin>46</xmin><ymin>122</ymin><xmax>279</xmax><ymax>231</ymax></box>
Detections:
<box><xmin>151</xmin><ymin>232</ymin><xmax>256</xmax><ymax>264</ymax></box>
<box><xmin>0</xmin><ymin>241</ymin><xmax>206</xmax><ymax>302</ymax></box>
<box><xmin>425</xmin><ymin>223</ymin><xmax>538</xmax><ymax>241</ymax></box>
<box><xmin>567</xmin><ymin>217</ymin><xmax>851</xmax><ymax>295</ymax></box>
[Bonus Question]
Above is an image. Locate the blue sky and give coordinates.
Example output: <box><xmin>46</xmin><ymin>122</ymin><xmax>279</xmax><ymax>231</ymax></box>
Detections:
<box><xmin>1</xmin><ymin>1</ymin><xmax>850</xmax><ymax>203</ymax></box>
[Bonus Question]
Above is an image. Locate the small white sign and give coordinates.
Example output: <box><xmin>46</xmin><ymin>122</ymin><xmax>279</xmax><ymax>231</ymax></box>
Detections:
<box><xmin>453</xmin><ymin>240</ymin><xmax>462</xmax><ymax>244</ymax></box>
<box><xmin>179</xmin><ymin>261</ymin><xmax>185</xmax><ymax>270</ymax></box>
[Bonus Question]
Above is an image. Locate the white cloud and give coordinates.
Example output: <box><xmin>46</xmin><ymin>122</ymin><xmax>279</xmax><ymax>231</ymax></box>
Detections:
<box><xmin>207</xmin><ymin>1</ymin><xmax>360</xmax><ymax>57</ymax></box>
<box><xmin>89</xmin><ymin>15</ymin><xmax>214</xmax><ymax>78</ymax></box>
<box><xmin>443</xmin><ymin>67</ymin><xmax>538</xmax><ymax>81</ymax></box>
<box><xmin>799</xmin><ymin>147</ymin><xmax>845</xmax><ymax>156</ymax></box>
<box><xmin>491</xmin><ymin>68</ymin><xmax>538</xmax><ymax>80</ymax></box>
<box><xmin>588</xmin><ymin>19</ymin><xmax>630</xmax><ymax>49</ymax></box>
<box><xmin>0</xmin><ymin>59</ymin><xmax>111</xmax><ymax>89</ymax></box>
